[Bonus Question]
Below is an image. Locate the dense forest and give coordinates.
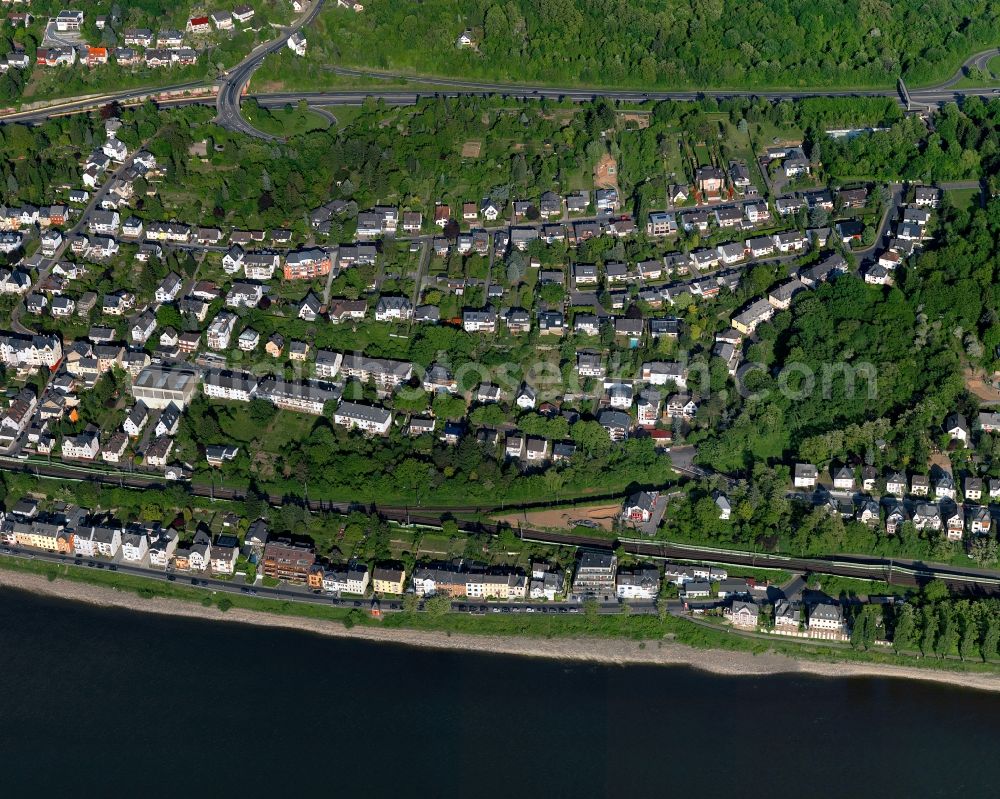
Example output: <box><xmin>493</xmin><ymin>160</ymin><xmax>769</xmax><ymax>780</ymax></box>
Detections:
<box><xmin>820</xmin><ymin>99</ymin><xmax>1000</xmax><ymax>186</ymax></box>
<box><xmin>92</xmin><ymin>96</ymin><xmax>613</xmax><ymax>234</ymax></box>
<box><xmin>298</xmin><ymin>0</ymin><xmax>1000</xmax><ymax>89</ymax></box>
<box><xmin>176</xmin><ymin>391</ymin><xmax>675</xmax><ymax>506</ymax></box>
<box><xmin>694</xmin><ymin>194</ymin><xmax>1000</xmax><ymax>478</ymax></box>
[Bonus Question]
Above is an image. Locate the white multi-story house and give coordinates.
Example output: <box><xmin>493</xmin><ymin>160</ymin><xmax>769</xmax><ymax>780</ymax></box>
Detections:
<box><xmin>808</xmin><ymin>603</ymin><xmax>844</xmax><ymax>634</ymax></box>
<box><xmin>148</xmin><ymin>532</ymin><xmax>178</xmax><ymax>568</ymax></box>
<box><xmin>912</xmin><ymin>502</ymin><xmax>942</xmax><ymax>531</ymax></box>
<box><xmin>333</xmin><ymin>402</ymin><xmax>392</xmax><ymax>435</ymax></box>
<box><xmin>636</xmin><ymin>390</ymin><xmax>661</xmax><ymax>427</ymax></box>
<box><xmin>794</xmin><ymin>463</ymin><xmax>818</xmax><ymax>489</ymax></box>
<box><xmin>222</xmin><ymin>245</ymin><xmax>245</xmax><ymax>274</ymax></box>
<box><xmin>345</xmin><ymin>564</ymin><xmax>369</xmax><ymax>595</ymax></box>
<box><xmin>315</xmin><ymin>351</ymin><xmax>343</xmax><ymax>379</ymax></box>
<box><xmin>73</xmin><ymin>528</ymin><xmax>96</xmax><ymax>558</ymax></box>
<box><xmin>189</xmin><ymin>541</ymin><xmax>211</xmax><ymax>572</ymax></box>
<box><xmin>155</xmin><ymin>273</ymin><xmax>183</xmax><ymax>303</ymax></box>
<box><xmin>206</xmin><ymin>312</ymin><xmax>237</xmax><ymax>350</ymax></box>
<box><xmin>0</xmin><ymin>334</ymin><xmax>62</xmax><ymax>368</ymax></box>
<box><xmin>969</xmin><ymin>506</ymin><xmax>992</xmax><ymax>535</ymax></box>
<box><xmin>946</xmin><ymin>507</ymin><xmax>965</xmax><ymax>542</ymax></box>
<box><xmin>92</xmin><ymin>526</ymin><xmax>122</xmax><ymax>558</ymax></box>
<box><xmin>287</xmin><ymin>31</ymin><xmax>307</xmax><ymax>56</ymax></box>
<box><xmin>130</xmin><ymin>312</ymin><xmax>157</xmax><ymax>345</ymax></box>
<box><xmin>211</xmin><ymin>539</ymin><xmax>238</xmax><ymax>575</ymax></box>
<box><xmin>62</xmin><ymin>430</ymin><xmax>100</xmax><ymax>460</ymax></box>
<box><xmin>202</xmin><ymin>369</ymin><xmax>257</xmax><ymax>403</ymax></box>
<box><xmin>726</xmin><ymin>600</ymin><xmax>760</xmax><ymax>629</ymax></box>
<box><xmin>935</xmin><ymin>474</ymin><xmax>956</xmax><ymax>501</ymax></box>
<box><xmin>774</xmin><ymin>599</ymin><xmax>801</xmax><ymax>630</ymax></box>
<box><xmin>121</xmin><ymin>531</ymin><xmax>149</xmax><ymax>562</ymax></box>
<box><xmin>225</xmin><ymin>282</ymin><xmax>264</xmax><ymax>308</ymax></box>
<box><xmin>244</xmin><ymin>252</ymin><xmax>280</xmax><ymax>281</ymax></box>
<box><xmin>123</xmin><ymin>402</ymin><xmax>148</xmax><ymax>437</ymax></box>
<box><xmin>615</xmin><ymin>566</ymin><xmax>660</xmax><ymax>600</ymax></box>
<box><xmin>832</xmin><ymin>466</ymin><xmax>854</xmax><ymax>491</ymax></box>
<box><xmin>641</xmin><ymin>361</ymin><xmax>686</xmax><ymax>388</ymax></box>
<box><xmin>375</xmin><ymin>296</ymin><xmax>413</xmax><ymax>322</ymax></box>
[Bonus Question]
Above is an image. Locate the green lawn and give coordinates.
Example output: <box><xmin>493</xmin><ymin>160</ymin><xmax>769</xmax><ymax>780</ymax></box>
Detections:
<box><xmin>946</xmin><ymin>186</ymin><xmax>982</xmax><ymax>211</ymax></box>
<box><xmin>242</xmin><ymin>103</ymin><xmax>332</xmax><ymax>138</ymax></box>
<box><xmin>812</xmin><ymin>574</ymin><xmax>907</xmax><ymax>599</ymax></box>
<box><xmin>216</xmin><ymin>404</ymin><xmax>317</xmax><ymax>451</ymax></box>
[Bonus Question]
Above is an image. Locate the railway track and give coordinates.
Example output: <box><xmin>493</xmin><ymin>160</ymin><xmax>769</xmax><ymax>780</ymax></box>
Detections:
<box><xmin>4</xmin><ymin>457</ymin><xmax>1000</xmax><ymax>593</ymax></box>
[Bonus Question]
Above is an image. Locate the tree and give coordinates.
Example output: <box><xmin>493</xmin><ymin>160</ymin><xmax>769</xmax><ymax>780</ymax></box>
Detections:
<box><xmin>571</xmin><ymin>420</ymin><xmax>612</xmax><ymax>457</ymax></box>
<box><xmin>922</xmin><ymin>579</ymin><xmax>949</xmax><ymax>603</ymax></box>
<box><xmin>970</xmin><ymin>537</ymin><xmax>998</xmax><ymax>565</ymax></box>
<box><xmin>958</xmin><ymin>605</ymin><xmax>978</xmax><ymax>661</ymax></box>
<box><xmin>538</xmin><ymin>283</ymin><xmax>564</xmax><ymax>305</ymax></box>
<box><xmin>505</xmin><ymin>251</ymin><xmax>527</xmax><ymax>285</ymax></box>
<box><xmin>424</xmin><ymin>594</ymin><xmax>451</xmax><ymax>616</ymax></box>
<box><xmin>920</xmin><ymin>606</ymin><xmax>938</xmax><ymax>655</ymax></box>
<box><xmin>156</xmin><ymin>304</ymin><xmax>183</xmax><ymax>332</ymax></box>
<box><xmin>808</xmin><ymin>206</ymin><xmax>829</xmax><ymax>227</ymax></box>
<box><xmin>935</xmin><ymin>604</ymin><xmax>958</xmax><ymax>658</ymax></box>
<box><xmin>248</xmin><ymin>398</ymin><xmax>277</xmax><ymax>424</ymax></box>
<box><xmin>393</xmin><ymin>390</ymin><xmax>429</xmax><ymax>415</ymax></box>
<box><xmin>890</xmin><ymin>603</ymin><xmax>917</xmax><ymax>652</ymax></box>
<box><xmin>850</xmin><ymin>604</ymin><xmax>880</xmax><ymax>650</ymax></box>
<box><xmin>981</xmin><ymin>616</ymin><xmax>1000</xmax><ymax>662</ymax></box>
<box><xmin>432</xmin><ymin>393</ymin><xmax>466</xmax><ymax>420</ymax></box>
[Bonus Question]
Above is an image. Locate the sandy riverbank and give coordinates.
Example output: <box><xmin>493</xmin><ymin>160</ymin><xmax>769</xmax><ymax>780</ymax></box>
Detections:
<box><xmin>5</xmin><ymin>569</ymin><xmax>1000</xmax><ymax>692</ymax></box>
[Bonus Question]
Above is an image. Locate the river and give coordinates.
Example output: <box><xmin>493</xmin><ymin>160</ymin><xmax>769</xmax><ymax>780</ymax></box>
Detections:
<box><xmin>1</xmin><ymin>587</ymin><xmax>998</xmax><ymax>797</ymax></box>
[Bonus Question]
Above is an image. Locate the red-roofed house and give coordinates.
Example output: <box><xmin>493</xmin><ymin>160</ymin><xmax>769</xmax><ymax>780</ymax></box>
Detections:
<box><xmin>186</xmin><ymin>16</ymin><xmax>211</xmax><ymax>34</ymax></box>
<box><xmin>86</xmin><ymin>46</ymin><xmax>108</xmax><ymax>66</ymax></box>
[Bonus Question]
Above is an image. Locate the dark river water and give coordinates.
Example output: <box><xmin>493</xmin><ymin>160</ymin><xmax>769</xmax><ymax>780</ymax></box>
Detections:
<box><xmin>1</xmin><ymin>587</ymin><xmax>998</xmax><ymax>797</ymax></box>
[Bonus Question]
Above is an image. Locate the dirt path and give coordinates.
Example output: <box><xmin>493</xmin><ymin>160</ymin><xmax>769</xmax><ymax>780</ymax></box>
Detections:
<box><xmin>965</xmin><ymin>366</ymin><xmax>1000</xmax><ymax>404</ymax></box>
<box><xmin>493</xmin><ymin>503</ymin><xmax>621</xmax><ymax>532</ymax></box>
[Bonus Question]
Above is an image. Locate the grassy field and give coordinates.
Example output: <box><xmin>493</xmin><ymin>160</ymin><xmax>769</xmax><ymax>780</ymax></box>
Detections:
<box><xmin>812</xmin><ymin>574</ymin><xmax>906</xmax><ymax>599</ymax></box>
<box><xmin>242</xmin><ymin>103</ymin><xmax>332</xmax><ymax>138</ymax></box>
<box><xmin>945</xmin><ymin>186</ymin><xmax>983</xmax><ymax>211</ymax></box>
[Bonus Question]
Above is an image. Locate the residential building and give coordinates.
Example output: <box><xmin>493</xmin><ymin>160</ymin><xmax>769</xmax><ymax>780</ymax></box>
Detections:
<box><xmin>333</xmin><ymin>401</ymin><xmax>393</xmax><ymax>435</ymax></box>
<box><xmin>726</xmin><ymin>600</ymin><xmax>760</xmax><ymax>629</ymax></box>
<box><xmin>616</xmin><ymin>565</ymin><xmax>660</xmax><ymax>600</ymax></box>
<box><xmin>262</xmin><ymin>539</ymin><xmax>316</xmax><ymax>583</ymax></box>
<box><xmin>572</xmin><ymin>550</ymin><xmax>617</xmax><ymax>596</ymax></box>
<box><xmin>794</xmin><ymin>463</ymin><xmax>818</xmax><ymax>489</ymax></box>
<box><xmin>373</xmin><ymin>564</ymin><xmax>406</xmax><ymax>594</ymax></box>
<box><xmin>808</xmin><ymin>603</ymin><xmax>845</xmax><ymax>635</ymax></box>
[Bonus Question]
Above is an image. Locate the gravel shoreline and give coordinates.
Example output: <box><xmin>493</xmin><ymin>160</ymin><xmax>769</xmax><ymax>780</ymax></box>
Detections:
<box><xmin>6</xmin><ymin>570</ymin><xmax>1000</xmax><ymax>692</ymax></box>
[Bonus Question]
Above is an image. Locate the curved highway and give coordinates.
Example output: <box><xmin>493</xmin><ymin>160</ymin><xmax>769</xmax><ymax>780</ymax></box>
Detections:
<box><xmin>215</xmin><ymin>0</ymin><xmax>326</xmax><ymax>139</ymax></box>
<box><xmin>935</xmin><ymin>47</ymin><xmax>1000</xmax><ymax>90</ymax></box>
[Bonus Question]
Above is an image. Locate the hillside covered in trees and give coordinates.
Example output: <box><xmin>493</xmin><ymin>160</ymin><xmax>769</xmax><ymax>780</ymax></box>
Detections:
<box><xmin>295</xmin><ymin>0</ymin><xmax>1000</xmax><ymax>89</ymax></box>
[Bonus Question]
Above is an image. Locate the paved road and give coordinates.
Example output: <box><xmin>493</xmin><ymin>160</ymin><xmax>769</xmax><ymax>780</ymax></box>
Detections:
<box><xmin>3</xmin><ymin>50</ymin><xmax>1000</xmax><ymax>129</ymax></box>
<box><xmin>11</xmin><ymin>144</ymin><xmax>149</xmax><ymax>335</ymax></box>
<box><xmin>243</xmin><ymin>85</ymin><xmax>1000</xmax><ymax>111</ymax></box>
<box><xmin>322</xmin><ymin>65</ymin><xmax>1000</xmax><ymax>108</ymax></box>
<box><xmin>215</xmin><ymin>0</ymin><xmax>327</xmax><ymax>139</ymax></box>
<box><xmin>936</xmin><ymin>48</ymin><xmax>1000</xmax><ymax>90</ymax></box>
<box><xmin>6</xmin><ymin>455</ymin><xmax>1000</xmax><ymax>593</ymax></box>
<box><xmin>0</xmin><ymin>544</ymin><xmax>654</xmax><ymax>614</ymax></box>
